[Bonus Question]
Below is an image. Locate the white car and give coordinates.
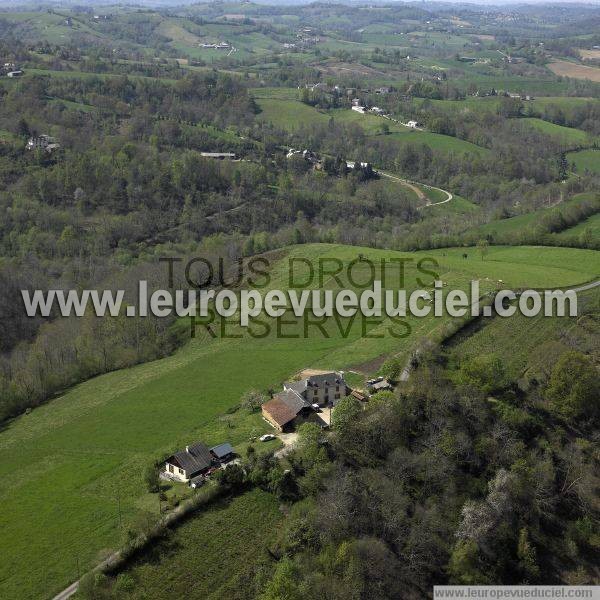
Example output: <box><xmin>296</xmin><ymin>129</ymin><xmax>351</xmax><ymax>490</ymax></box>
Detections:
<box><xmin>260</xmin><ymin>434</ymin><xmax>276</xmax><ymax>442</ymax></box>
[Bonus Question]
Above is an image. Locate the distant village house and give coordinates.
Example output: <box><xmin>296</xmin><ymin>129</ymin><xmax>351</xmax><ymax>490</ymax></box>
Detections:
<box><xmin>26</xmin><ymin>135</ymin><xmax>60</xmax><ymax>152</ymax></box>
<box><xmin>200</xmin><ymin>152</ymin><xmax>236</xmax><ymax>160</ymax></box>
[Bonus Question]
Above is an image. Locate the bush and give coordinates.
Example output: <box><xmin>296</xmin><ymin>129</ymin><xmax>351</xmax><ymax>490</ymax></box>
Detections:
<box><xmin>144</xmin><ymin>465</ymin><xmax>160</xmax><ymax>493</ymax></box>
<box><xmin>546</xmin><ymin>351</ymin><xmax>600</xmax><ymax>420</ymax></box>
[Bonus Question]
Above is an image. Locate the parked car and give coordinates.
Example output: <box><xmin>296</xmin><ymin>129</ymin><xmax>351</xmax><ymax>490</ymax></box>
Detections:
<box><xmin>260</xmin><ymin>434</ymin><xmax>276</xmax><ymax>442</ymax></box>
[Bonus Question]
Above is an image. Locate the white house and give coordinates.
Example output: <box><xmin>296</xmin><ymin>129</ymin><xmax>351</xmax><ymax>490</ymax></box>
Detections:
<box><xmin>165</xmin><ymin>442</ymin><xmax>213</xmax><ymax>482</ymax></box>
<box><xmin>351</xmin><ymin>105</ymin><xmax>366</xmax><ymax>114</ymax></box>
<box><xmin>406</xmin><ymin>120</ymin><xmax>421</xmax><ymax>129</ymax></box>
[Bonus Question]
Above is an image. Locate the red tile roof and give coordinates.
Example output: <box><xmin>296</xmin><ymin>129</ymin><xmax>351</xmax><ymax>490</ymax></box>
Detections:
<box><xmin>262</xmin><ymin>398</ymin><xmax>297</xmax><ymax>427</ymax></box>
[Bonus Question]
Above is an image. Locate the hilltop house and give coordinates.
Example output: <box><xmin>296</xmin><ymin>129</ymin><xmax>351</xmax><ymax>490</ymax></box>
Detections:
<box><xmin>262</xmin><ymin>371</ymin><xmax>348</xmax><ymax>431</ymax></box>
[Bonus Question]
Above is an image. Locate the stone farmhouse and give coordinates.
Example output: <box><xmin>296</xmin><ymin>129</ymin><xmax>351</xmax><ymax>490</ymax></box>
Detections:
<box><xmin>262</xmin><ymin>371</ymin><xmax>348</xmax><ymax>432</ymax></box>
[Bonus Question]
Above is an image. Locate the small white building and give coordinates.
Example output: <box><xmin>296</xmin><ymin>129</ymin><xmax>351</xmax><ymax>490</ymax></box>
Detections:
<box><xmin>351</xmin><ymin>105</ymin><xmax>366</xmax><ymax>114</ymax></box>
<box><xmin>406</xmin><ymin>120</ymin><xmax>421</xmax><ymax>129</ymax></box>
<box><xmin>7</xmin><ymin>70</ymin><xmax>23</xmax><ymax>78</ymax></box>
<box><xmin>200</xmin><ymin>152</ymin><xmax>236</xmax><ymax>159</ymax></box>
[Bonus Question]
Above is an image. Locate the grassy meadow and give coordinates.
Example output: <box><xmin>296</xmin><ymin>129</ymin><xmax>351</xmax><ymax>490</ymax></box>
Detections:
<box><xmin>568</xmin><ymin>149</ymin><xmax>600</xmax><ymax>175</ymax></box>
<box><xmin>477</xmin><ymin>192</ymin><xmax>600</xmax><ymax>238</ymax></box>
<box><xmin>521</xmin><ymin>117</ymin><xmax>591</xmax><ymax>145</ymax></box>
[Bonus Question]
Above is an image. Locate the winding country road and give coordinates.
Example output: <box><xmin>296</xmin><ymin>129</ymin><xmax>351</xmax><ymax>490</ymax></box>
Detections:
<box><xmin>379</xmin><ymin>171</ymin><xmax>453</xmax><ymax>208</ymax></box>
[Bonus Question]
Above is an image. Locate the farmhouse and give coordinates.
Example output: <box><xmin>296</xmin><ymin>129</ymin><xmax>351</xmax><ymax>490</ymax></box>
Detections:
<box><xmin>287</xmin><ymin>148</ymin><xmax>319</xmax><ymax>165</ymax></box>
<box><xmin>165</xmin><ymin>442</ymin><xmax>213</xmax><ymax>482</ymax></box>
<box><xmin>26</xmin><ymin>135</ymin><xmax>60</xmax><ymax>152</ymax></box>
<box><xmin>262</xmin><ymin>393</ymin><xmax>307</xmax><ymax>432</ymax></box>
<box><xmin>262</xmin><ymin>371</ymin><xmax>349</xmax><ymax>431</ymax></box>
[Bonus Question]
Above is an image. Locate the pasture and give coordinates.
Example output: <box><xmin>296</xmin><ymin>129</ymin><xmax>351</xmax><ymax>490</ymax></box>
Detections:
<box><xmin>0</xmin><ymin>243</ymin><xmax>598</xmax><ymax>599</ymax></box>
<box><xmin>554</xmin><ymin>212</ymin><xmax>600</xmax><ymax>240</ymax></box>
<box><xmin>477</xmin><ymin>192</ymin><xmax>600</xmax><ymax>238</ymax></box>
<box><xmin>568</xmin><ymin>149</ymin><xmax>600</xmax><ymax>175</ymax></box>
<box><xmin>521</xmin><ymin>118</ymin><xmax>591</xmax><ymax>145</ymax></box>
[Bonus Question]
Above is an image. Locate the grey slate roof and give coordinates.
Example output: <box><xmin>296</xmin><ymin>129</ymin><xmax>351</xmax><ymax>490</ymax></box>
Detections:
<box><xmin>306</xmin><ymin>372</ymin><xmax>345</xmax><ymax>387</ymax></box>
<box><xmin>275</xmin><ymin>389</ymin><xmax>310</xmax><ymax>413</ymax></box>
<box><xmin>211</xmin><ymin>442</ymin><xmax>234</xmax><ymax>459</ymax></box>
<box><xmin>168</xmin><ymin>442</ymin><xmax>212</xmax><ymax>474</ymax></box>
<box><xmin>284</xmin><ymin>380</ymin><xmax>308</xmax><ymax>395</ymax></box>
<box><xmin>283</xmin><ymin>372</ymin><xmax>346</xmax><ymax>395</ymax></box>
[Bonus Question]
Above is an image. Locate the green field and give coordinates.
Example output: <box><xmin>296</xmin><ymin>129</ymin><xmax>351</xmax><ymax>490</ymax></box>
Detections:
<box><xmin>426</xmin><ymin>193</ymin><xmax>480</xmax><ymax>215</ymax></box>
<box><xmin>477</xmin><ymin>192</ymin><xmax>600</xmax><ymax>238</ymax></box>
<box><xmin>117</xmin><ymin>488</ymin><xmax>283</xmax><ymax>599</ymax></box>
<box><xmin>521</xmin><ymin>118</ymin><xmax>591</xmax><ymax>145</ymax></box>
<box><xmin>568</xmin><ymin>148</ymin><xmax>600</xmax><ymax>175</ymax></box>
<box><xmin>1</xmin><ymin>243</ymin><xmax>599</xmax><ymax>599</ymax></box>
<box><xmin>255</xmin><ymin>98</ymin><xmax>331</xmax><ymax>129</ymax></box>
<box><xmin>554</xmin><ymin>212</ymin><xmax>600</xmax><ymax>239</ymax></box>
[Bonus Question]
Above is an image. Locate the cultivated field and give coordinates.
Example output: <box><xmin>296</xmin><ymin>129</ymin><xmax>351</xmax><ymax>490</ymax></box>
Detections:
<box><xmin>120</xmin><ymin>489</ymin><xmax>283</xmax><ymax>599</ymax></box>
<box><xmin>547</xmin><ymin>59</ymin><xmax>600</xmax><ymax>83</ymax></box>
<box><xmin>579</xmin><ymin>49</ymin><xmax>600</xmax><ymax>60</ymax></box>
<box><xmin>446</xmin><ymin>286</ymin><xmax>599</xmax><ymax>380</ymax></box>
